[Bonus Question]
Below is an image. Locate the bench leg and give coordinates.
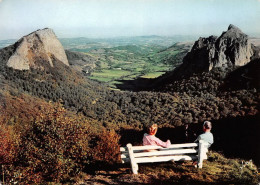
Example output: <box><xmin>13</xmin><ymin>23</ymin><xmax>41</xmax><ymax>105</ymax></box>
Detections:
<box><xmin>132</xmin><ymin>163</ymin><xmax>139</xmax><ymax>174</ymax></box>
<box><xmin>198</xmin><ymin>140</ymin><xmax>207</xmax><ymax>168</ymax></box>
<box><xmin>127</xmin><ymin>143</ymin><xmax>139</xmax><ymax>174</ymax></box>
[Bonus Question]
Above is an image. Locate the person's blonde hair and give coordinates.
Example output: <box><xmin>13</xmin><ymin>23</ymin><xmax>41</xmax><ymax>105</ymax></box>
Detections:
<box><xmin>147</xmin><ymin>124</ymin><xmax>158</xmax><ymax>135</ymax></box>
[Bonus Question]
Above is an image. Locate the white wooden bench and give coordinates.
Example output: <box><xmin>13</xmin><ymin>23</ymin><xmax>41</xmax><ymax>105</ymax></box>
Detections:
<box><xmin>120</xmin><ymin>140</ymin><xmax>208</xmax><ymax>174</ymax></box>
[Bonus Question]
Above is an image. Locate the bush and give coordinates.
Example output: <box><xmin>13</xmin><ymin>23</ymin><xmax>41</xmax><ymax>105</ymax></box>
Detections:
<box><xmin>91</xmin><ymin>129</ymin><xmax>121</xmax><ymax>165</ymax></box>
<box><xmin>0</xmin><ymin>96</ymin><xmax>125</xmax><ymax>183</ymax></box>
<box><xmin>0</xmin><ymin>124</ymin><xmax>19</xmax><ymax>184</ymax></box>
<box><xmin>16</xmin><ymin>103</ymin><xmax>91</xmax><ymax>183</ymax></box>
<box><xmin>0</xmin><ymin>125</ymin><xmax>17</xmax><ymax>165</ymax></box>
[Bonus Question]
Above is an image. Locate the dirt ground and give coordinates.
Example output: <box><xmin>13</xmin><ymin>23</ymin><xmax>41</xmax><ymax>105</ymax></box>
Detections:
<box><xmin>75</xmin><ymin>154</ymin><xmax>260</xmax><ymax>185</ymax></box>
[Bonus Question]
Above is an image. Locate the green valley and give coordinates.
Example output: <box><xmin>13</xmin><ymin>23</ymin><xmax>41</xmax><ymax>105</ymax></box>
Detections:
<box><xmin>61</xmin><ymin>36</ymin><xmax>193</xmax><ymax>89</ymax></box>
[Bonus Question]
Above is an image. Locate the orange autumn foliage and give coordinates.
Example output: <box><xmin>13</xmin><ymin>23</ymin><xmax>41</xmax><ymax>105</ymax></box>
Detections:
<box><xmin>0</xmin><ymin>125</ymin><xmax>17</xmax><ymax>165</ymax></box>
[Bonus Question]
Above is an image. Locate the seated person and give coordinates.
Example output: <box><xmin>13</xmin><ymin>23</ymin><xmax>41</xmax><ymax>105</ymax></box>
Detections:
<box><xmin>193</xmin><ymin>121</ymin><xmax>214</xmax><ymax>166</ymax></box>
<box><xmin>194</xmin><ymin>121</ymin><xmax>214</xmax><ymax>149</ymax></box>
<box><xmin>143</xmin><ymin>124</ymin><xmax>171</xmax><ymax>148</ymax></box>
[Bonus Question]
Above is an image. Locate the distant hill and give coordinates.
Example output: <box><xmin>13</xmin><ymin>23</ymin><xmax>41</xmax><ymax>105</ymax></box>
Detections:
<box><xmin>59</xmin><ymin>35</ymin><xmax>197</xmax><ymax>52</ymax></box>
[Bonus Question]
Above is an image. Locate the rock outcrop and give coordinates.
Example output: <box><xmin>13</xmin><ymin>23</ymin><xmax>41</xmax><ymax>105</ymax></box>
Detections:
<box><xmin>178</xmin><ymin>24</ymin><xmax>254</xmax><ymax>76</ymax></box>
<box><xmin>6</xmin><ymin>28</ymin><xmax>69</xmax><ymax>70</ymax></box>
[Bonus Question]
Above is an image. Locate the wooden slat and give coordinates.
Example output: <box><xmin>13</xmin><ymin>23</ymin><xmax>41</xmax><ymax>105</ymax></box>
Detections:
<box><xmin>121</xmin><ymin>153</ymin><xmax>129</xmax><ymax>159</ymax></box>
<box><xmin>120</xmin><ymin>147</ymin><xmax>127</xmax><ymax>152</ymax></box>
<box><xmin>122</xmin><ymin>158</ymin><xmax>130</xmax><ymax>163</ymax></box>
<box><xmin>135</xmin><ymin>155</ymin><xmax>197</xmax><ymax>163</ymax></box>
<box><xmin>131</xmin><ymin>143</ymin><xmax>198</xmax><ymax>151</ymax></box>
<box><xmin>121</xmin><ymin>143</ymin><xmax>198</xmax><ymax>152</ymax></box>
<box><xmin>120</xmin><ymin>151</ymin><xmax>129</xmax><ymax>154</ymax></box>
<box><xmin>133</xmin><ymin>148</ymin><xmax>197</xmax><ymax>158</ymax></box>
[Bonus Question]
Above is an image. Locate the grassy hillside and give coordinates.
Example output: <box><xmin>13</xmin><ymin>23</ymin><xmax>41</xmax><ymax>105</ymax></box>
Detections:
<box><xmin>87</xmin><ymin>43</ymin><xmax>191</xmax><ymax>89</ymax></box>
<box><xmin>80</xmin><ymin>151</ymin><xmax>259</xmax><ymax>185</ymax></box>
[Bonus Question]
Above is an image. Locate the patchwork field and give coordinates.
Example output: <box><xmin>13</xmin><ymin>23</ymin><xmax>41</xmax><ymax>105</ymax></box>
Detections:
<box><xmin>88</xmin><ymin>43</ymin><xmax>191</xmax><ymax>88</ymax></box>
<box><xmin>60</xmin><ymin>36</ymin><xmax>193</xmax><ymax>89</ymax></box>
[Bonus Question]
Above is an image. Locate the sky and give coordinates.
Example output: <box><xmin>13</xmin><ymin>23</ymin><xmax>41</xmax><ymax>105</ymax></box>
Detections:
<box><xmin>0</xmin><ymin>0</ymin><xmax>259</xmax><ymax>40</ymax></box>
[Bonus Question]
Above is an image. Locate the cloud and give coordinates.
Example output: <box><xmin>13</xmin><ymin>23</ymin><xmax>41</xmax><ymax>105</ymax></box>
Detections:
<box><xmin>0</xmin><ymin>0</ymin><xmax>2</xmax><ymax>2</ymax></box>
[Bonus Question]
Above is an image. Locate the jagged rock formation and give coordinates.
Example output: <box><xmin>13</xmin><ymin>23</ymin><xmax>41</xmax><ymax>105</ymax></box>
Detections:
<box><xmin>152</xmin><ymin>24</ymin><xmax>259</xmax><ymax>89</ymax></box>
<box><xmin>177</xmin><ymin>24</ymin><xmax>255</xmax><ymax>76</ymax></box>
<box><xmin>6</xmin><ymin>28</ymin><xmax>69</xmax><ymax>70</ymax></box>
<box><xmin>214</xmin><ymin>24</ymin><xmax>253</xmax><ymax>68</ymax></box>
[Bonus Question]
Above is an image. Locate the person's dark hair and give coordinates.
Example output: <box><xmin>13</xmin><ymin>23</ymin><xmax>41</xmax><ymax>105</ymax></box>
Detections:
<box><xmin>203</xmin><ymin>121</ymin><xmax>212</xmax><ymax>129</ymax></box>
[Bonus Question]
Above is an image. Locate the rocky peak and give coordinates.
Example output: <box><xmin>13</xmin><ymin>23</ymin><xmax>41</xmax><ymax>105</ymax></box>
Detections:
<box><xmin>179</xmin><ymin>24</ymin><xmax>254</xmax><ymax>76</ymax></box>
<box><xmin>214</xmin><ymin>24</ymin><xmax>252</xmax><ymax>69</ymax></box>
<box><xmin>228</xmin><ymin>24</ymin><xmax>242</xmax><ymax>32</ymax></box>
<box><xmin>192</xmin><ymin>36</ymin><xmax>217</xmax><ymax>50</ymax></box>
<box><xmin>6</xmin><ymin>28</ymin><xmax>69</xmax><ymax>70</ymax></box>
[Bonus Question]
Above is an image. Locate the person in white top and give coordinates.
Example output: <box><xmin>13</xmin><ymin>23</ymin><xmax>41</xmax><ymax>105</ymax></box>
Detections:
<box><xmin>194</xmin><ymin>121</ymin><xmax>214</xmax><ymax>149</ymax></box>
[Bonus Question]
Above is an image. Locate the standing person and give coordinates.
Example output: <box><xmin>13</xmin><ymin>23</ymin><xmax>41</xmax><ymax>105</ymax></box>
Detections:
<box><xmin>195</xmin><ymin>121</ymin><xmax>214</xmax><ymax>148</ymax></box>
<box><xmin>143</xmin><ymin>124</ymin><xmax>171</xmax><ymax>148</ymax></box>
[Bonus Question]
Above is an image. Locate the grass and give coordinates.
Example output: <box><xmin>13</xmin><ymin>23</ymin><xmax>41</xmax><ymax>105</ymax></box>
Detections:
<box><xmin>74</xmin><ymin>151</ymin><xmax>260</xmax><ymax>184</ymax></box>
<box><xmin>91</xmin><ymin>69</ymin><xmax>131</xmax><ymax>77</ymax></box>
<box><xmin>89</xmin><ymin>69</ymin><xmax>132</xmax><ymax>83</ymax></box>
<box><xmin>88</xmin><ymin>76</ymin><xmax>112</xmax><ymax>82</ymax></box>
<box><xmin>141</xmin><ymin>72</ymin><xmax>165</xmax><ymax>78</ymax></box>
<box><xmin>99</xmin><ymin>61</ymin><xmax>109</xmax><ymax>69</ymax></box>
<box><xmin>87</xmin><ymin>44</ymin><xmax>184</xmax><ymax>88</ymax></box>
<box><xmin>136</xmin><ymin>151</ymin><xmax>260</xmax><ymax>184</ymax></box>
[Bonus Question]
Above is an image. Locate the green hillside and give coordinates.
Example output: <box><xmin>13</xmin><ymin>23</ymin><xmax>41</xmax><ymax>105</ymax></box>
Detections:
<box><xmin>86</xmin><ymin>43</ymin><xmax>191</xmax><ymax>89</ymax></box>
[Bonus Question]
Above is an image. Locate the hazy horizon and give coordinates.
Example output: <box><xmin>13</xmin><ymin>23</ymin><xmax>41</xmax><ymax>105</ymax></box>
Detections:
<box><xmin>0</xmin><ymin>0</ymin><xmax>260</xmax><ymax>40</ymax></box>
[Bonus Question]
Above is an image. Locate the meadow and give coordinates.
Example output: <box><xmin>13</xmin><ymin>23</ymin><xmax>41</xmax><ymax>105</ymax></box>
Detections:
<box><xmin>60</xmin><ymin>36</ymin><xmax>192</xmax><ymax>89</ymax></box>
<box><xmin>88</xmin><ymin>43</ymin><xmax>190</xmax><ymax>88</ymax></box>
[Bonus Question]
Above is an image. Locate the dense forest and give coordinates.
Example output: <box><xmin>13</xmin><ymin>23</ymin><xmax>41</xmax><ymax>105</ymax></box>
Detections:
<box><xmin>1</xmin><ymin>56</ymin><xmax>259</xmax><ymax>129</ymax></box>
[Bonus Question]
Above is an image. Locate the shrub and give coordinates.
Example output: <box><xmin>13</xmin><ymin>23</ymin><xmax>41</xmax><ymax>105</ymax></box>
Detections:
<box><xmin>0</xmin><ymin>125</ymin><xmax>17</xmax><ymax>165</ymax></box>
<box><xmin>91</xmin><ymin>129</ymin><xmax>121</xmax><ymax>165</ymax></box>
<box><xmin>0</xmin><ymin>123</ymin><xmax>19</xmax><ymax>184</ymax></box>
<box><xmin>16</xmin><ymin>103</ymin><xmax>91</xmax><ymax>183</ymax></box>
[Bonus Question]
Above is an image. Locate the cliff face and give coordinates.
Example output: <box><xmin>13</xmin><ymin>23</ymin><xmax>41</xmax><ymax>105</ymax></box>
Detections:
<box><xmin>180</xmin><ymin>24</ymin><xmax>254</xmax><ymax>75</ymax></box>
<box><xmin>213</xmin><ymin>24</ymin><xmax>253</xmax><ymax>69</ymax></box>
<box><xmin>6</xmin><ymin>28</ymin><xmax>69</xmax><ymax>70</ymax></box>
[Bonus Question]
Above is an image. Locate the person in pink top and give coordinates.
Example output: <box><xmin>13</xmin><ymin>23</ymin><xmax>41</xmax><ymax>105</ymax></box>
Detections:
<box><xmin>143</xmin><ymin>124</ymin><xmax>171</xmax><ymax>148</ymax></box>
